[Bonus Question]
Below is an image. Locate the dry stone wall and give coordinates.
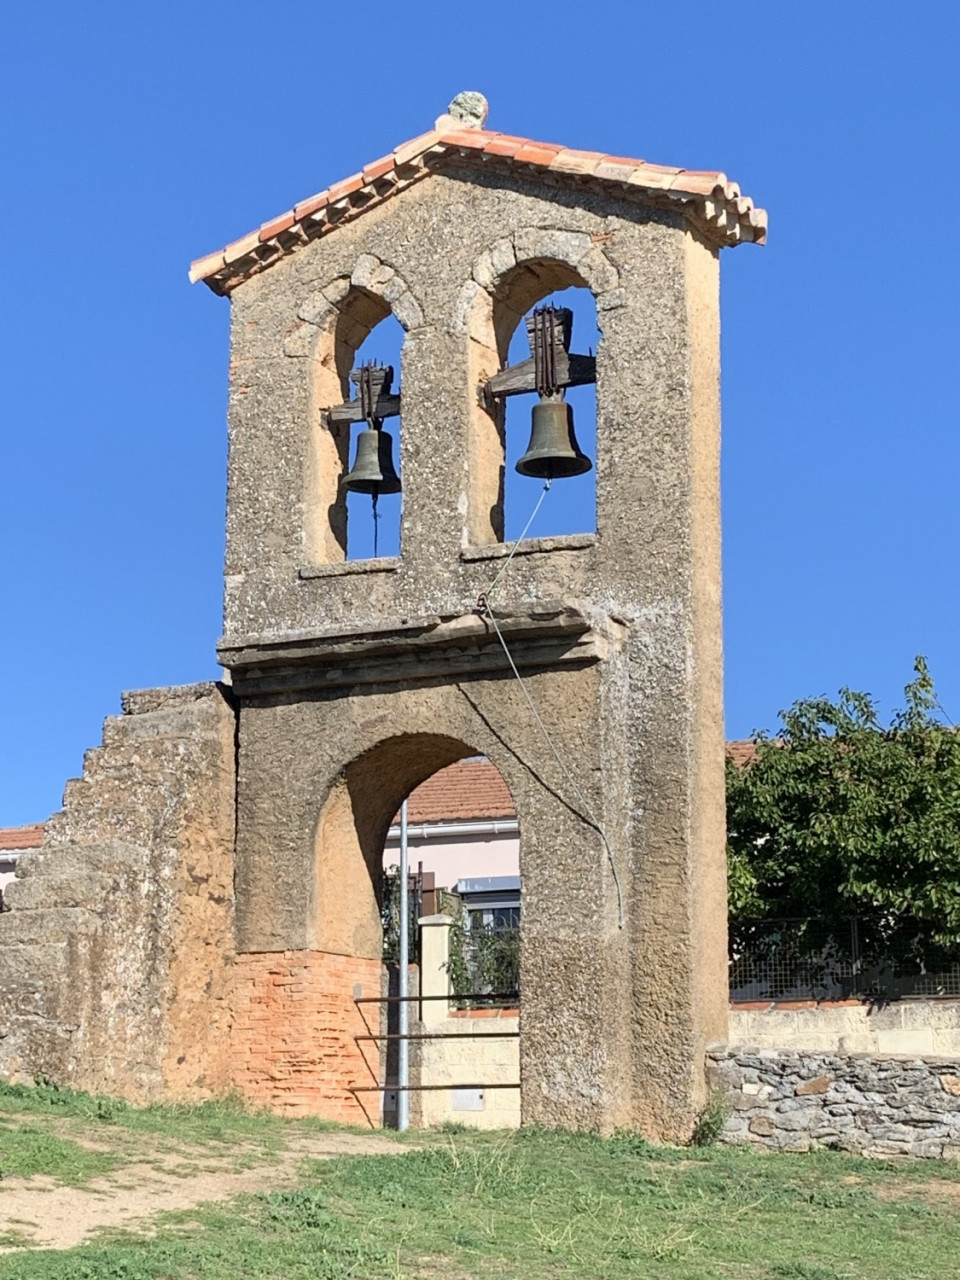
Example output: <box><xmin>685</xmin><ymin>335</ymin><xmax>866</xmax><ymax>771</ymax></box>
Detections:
<box><xmin>709</xmin><ymin>1047</ymin><xmax>960</xmax><ymax>1159</ymax></box>
<box><xmin>0</xmin><ymin>683</ymin><xmax>237</xmax><ymax>1103</ymax></box>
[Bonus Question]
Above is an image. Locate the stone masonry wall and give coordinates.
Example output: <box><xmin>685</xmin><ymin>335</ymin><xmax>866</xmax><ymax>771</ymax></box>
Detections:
<box><xmin>709</xmin><ymin>1048</ymin><xmax>960</xmax><ymax>1159</ymax></box>
<box><xmin>220</xmin><ymin>154</ymin><xmax>732</xmax><ymax>1141</ymax></box>
<box><xmin>416</xmin><ymin>1007</ymin><xmax>521</xmax><ymax>1131</ymax></box>
<box><xmin>230</xmin><ymin>950</ymin><xmax>383</xmax><ymax>1126</ymax></box>
<box><xmin>729</xmin><ymin>999</ymin><xmax>960</xmax><ymax>1057</ymax></box>
<box><xmin>0</xmin><ymin>683</ymin><xmax>237</xmax><ymax>1103</ymax></box>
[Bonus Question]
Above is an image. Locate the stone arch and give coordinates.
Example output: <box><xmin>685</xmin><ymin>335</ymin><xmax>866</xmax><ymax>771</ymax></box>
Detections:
<box><xmin>455</xmin><ymin>230</ymin><xmax>620</xmax><ymax>545</ymax></box>
<box><xmin>284</xmin><ymin>257</ymin><xmax>424</xmax><ymax>565</ymax></box>
<box><xmin>311</xmin><ymin>732</ymin><xmax>482</xmax><ymax>959</ymax></box>
<box><xmin>231</xmin><ymin>725</ymin><xmax>523</xmax><ymax>1126</ymax></box>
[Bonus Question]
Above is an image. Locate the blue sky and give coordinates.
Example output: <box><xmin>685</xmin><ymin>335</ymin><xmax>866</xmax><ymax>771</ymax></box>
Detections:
<box><xmin>2</xmin><ymin>2</ymin><xmax>958</xmax><ymax>824</ymax></box>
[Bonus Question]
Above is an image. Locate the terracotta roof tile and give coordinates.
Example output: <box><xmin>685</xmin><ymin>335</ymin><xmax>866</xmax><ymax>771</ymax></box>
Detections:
<box><xmin>293</xmin><ymin>192</ymin><xmax>330</xmax><ymax>220</ymax></box>
<box><xmin>513</xmin><ymin>142</ymin><xmax>564</xmax><ymax>166</ymax></box>
<box><xmin>362</xmin><ymin>154</ymin><xmax>396</xmax><ymax>183</ymax></box>
<box><xmin>392</xmin><ymin>130</ymin><xmax>441</xmax><ymax>166</ymax></box>
<box><xmin>259</xmin><ymin>211</ymin><xmax>296</xmax><ymax>243</ymax></box>
<box><xmin>223</xmin><ymin>230</ymin><xmax>262</xmax><ymax>265</ymax></box>
<box><xmin>726</xmin><ymin>740</ymin><xmax>759</xmax><ymax>768</ymax></box>
<box><xmin>401</xmin><ymin>760</ymin><xmax>516</xmax><ymax>825</ymax></box>
<box><xmin>0</xmin><ymin>823</ymin><xmax>44</xmax><ymax>852</ymax></box>
<box><xmin>437</xmin><ymin>129</ymin><xmax>492</xmax><ymax>151</ymax></box>
<box><xmin>548</xmin><ymin>148</ymin><xmax>603</xmax><ymax>177</ymax></box>
<box><xmin>188</xmin><ymin>249</ymin><xmax>226</xmax><ymax>281</ymax></box>
<box><xmin>480</xmin><ymin>134</ymin><xmax>529</xmax><ymax>159</ymax></box>
<box><xmin>189</xmin><ymin>125</ymin><xmax>765</xmax><ymax>293</ymax></box>
<box><xmin>326</xmin><ymin>172</ymin><xmax>364</xmax><ymax>203</ymax></box>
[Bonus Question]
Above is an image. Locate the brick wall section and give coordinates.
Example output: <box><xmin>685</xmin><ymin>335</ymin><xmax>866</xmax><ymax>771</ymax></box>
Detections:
<box><xmin>231</xmin><ymin>950</ymin><xmax>383</xmax><ymax>1126</ymax></box>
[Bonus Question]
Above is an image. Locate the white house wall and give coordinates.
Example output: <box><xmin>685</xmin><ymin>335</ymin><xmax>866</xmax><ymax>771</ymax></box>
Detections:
<box><xmin>383</xmin><ymin>831</ymin><xmax>519</xmax><ymax>889</ymax></box>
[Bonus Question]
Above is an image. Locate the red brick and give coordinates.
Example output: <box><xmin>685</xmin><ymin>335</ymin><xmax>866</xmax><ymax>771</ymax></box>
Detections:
<box><xmin>231</xmin><ymin>948</ymin><xmax>382</xmax><ymax>1126</ymax></box>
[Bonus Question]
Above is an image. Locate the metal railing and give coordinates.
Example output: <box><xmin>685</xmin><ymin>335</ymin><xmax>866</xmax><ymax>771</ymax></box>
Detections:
<box><xmin>730</xmin><ymin>916</ymin><xmax>960</xmax><ymax>1002</ymax></box>
<box><xmin>350</xmin><ymin>991</ymin><xmax>519</xmax><ymax>1106</ymax></box>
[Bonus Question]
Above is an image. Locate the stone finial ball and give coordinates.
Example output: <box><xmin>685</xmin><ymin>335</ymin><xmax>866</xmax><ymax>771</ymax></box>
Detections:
<box><xmin>447</xmin><ymin>91</ymin><xmax>489</xmax><ymax>129</ymax></box>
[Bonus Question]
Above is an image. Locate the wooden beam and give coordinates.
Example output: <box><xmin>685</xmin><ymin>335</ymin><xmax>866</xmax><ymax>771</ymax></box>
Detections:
<box><xmin>327</xmin><ymin>393</ymin><xmax>402</xmax><ymax>425</ymax></box>
<box><xmin>484</xmin><ymin>353</ymin><xmax>596</xmax><ymax>401</ymax></box>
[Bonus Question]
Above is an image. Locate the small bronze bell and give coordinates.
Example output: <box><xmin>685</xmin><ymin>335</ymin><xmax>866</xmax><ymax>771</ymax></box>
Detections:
<box><xmin>341</xmin><ymin>425</ymin><xmax>401</xmax><ymax>495</ymax></box>
<box><xmin>516</xmin><ymin>398</ymin><xmax>592</xmax><ymax>479</ymax></box>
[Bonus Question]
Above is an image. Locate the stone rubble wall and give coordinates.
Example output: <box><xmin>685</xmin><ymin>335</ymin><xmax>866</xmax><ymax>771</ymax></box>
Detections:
<box><xmin>0</xmin><ymin>683</ymin><xmax>237</xmax><ymax>1103</ymax></box>
<box><xmin>709</xmin><ymin>1047</ymin><xmax>960</xmax><ymax>1159</ymax></box>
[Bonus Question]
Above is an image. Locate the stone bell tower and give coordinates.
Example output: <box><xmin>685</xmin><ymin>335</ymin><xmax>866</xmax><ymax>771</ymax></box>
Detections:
<box><xmin>190</xmin><ymin>92</ymin><xmax>765</xmax><ymax>1139</ymax></box>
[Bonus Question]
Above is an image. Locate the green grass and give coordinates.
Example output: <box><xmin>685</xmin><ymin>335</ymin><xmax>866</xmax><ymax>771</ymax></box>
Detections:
<box><xmin>0</xmin><ymin>1078</ymin><xmax>352</xmax><ymax>1148</ymax></box>
<box><xmin>0</xmin><ymin>1117</ymin><xmax>121</xmax><ymax>1185</ymax></box>
<box><xmin>3</xmin><ymin>1121</ymin><xmax>960</xmax><ymax>1278</ymax></box>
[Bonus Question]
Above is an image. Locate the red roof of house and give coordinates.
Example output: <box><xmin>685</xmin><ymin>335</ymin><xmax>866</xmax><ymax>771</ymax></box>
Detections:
<box><xmin>190</xmin><ymin>118</ymin><xmax>765</xmax><ymax>297</ymax></box>
<box><xmin>404</xmin><ymin>760</ymin><xmax>516</xmax><ymax>824</ymax></box>
<box><xmin>0</xmin><ymin>823</ymin><xmax>44</xmax><ymax>853</ymax></box>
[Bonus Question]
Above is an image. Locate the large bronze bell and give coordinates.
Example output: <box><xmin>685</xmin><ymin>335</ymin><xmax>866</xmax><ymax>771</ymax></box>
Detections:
<box><xmin>341</xmin><ymin>426</ymin><xmax>401</xmax><ymax>495</ymax></box>
<box><xmin>516</xmin><ymin>398</ymin><xmax>592</xmax><ymax>479</ymax></box>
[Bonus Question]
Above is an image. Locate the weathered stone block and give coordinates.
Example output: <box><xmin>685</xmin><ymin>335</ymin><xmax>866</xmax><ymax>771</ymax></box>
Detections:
<box><xmin>795</xmin><ymin>1074</ymin><xmax>830</xmax><ymax>1096</ymax></box>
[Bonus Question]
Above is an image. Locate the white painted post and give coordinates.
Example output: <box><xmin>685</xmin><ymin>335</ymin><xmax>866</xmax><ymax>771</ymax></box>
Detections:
<box><xmin>418</xmin><ymin>914</ymin><xmax>454</xmax><ymax>1027</ymax></box>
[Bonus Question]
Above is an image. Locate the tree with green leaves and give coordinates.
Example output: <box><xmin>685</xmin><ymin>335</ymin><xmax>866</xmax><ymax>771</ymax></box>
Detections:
<box><xmin>727</xmin><ymin>658</ymin><xmax>960</xmax><ymax>972</ymax></box>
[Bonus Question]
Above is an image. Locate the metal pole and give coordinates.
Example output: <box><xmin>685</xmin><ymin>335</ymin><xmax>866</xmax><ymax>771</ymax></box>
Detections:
<box><xmin>397</xmin><ymin>799</ymin><xmax>410</xmax><ymax>1131</ymax></box>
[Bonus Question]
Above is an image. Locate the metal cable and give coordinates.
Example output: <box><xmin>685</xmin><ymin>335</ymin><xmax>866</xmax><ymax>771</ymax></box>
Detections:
<box><xmin>485</xmin><ymin>479</ymin><xmax>551</xmax><ymax>603</ymax></box>
<box><xmin>474</xmin><ymin>480</ymin><xmax>625</xmax><ymax>929</ymax></box>
<box><xmin>483</xmin><ymin>608</ymin><xmax>625</xmax><ymax>930</ymax></box>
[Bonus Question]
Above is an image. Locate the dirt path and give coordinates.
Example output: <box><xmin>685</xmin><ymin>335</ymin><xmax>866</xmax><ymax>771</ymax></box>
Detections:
<box><xmin>0</xmin><ymin>1130</ymin><xmax>405</xmax><ymax>1252</ymax></box>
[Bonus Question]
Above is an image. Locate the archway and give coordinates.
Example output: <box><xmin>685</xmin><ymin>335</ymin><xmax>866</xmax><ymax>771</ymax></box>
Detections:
<box><xmin>502</xmin><ymin>286</ymin><xmax>599</xmax><ymax>541</ymax></box>
<box><xmin>344</xmin><ymin>310</ymin><xmax>405</xmax><ymax>560</ymax></box>
<box><xmin>231</xmin><ymin>732</ymin><xmax>522</xmax><ymax>1129</ymax></box>
<box><xmin>302</xmin><ymin>264</ymin><xmax>418</xmax><ymax>567</ymax></box>
<box><xmin>381</xmin><ymin>756</ymin><xmax>521</xmax><ymax>1130</ymax></box>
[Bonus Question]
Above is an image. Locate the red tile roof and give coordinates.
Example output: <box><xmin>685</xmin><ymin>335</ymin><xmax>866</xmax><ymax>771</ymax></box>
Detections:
<box><xmin>190</xmin><ymin>125</ymin><xmax>765</xmax><ymax>297</ymax></box>
<box><xmin>726</xmin><ymin>740</ymin><xmax>759</xmax><ymax>768</ymax></box>
<box><xmin>403</xmin><ymin>760</ymin><xmax>516</xmax><ymax>825</ymax></box>
<box><xmin>0</xmin><ymin>823</ymin><xmax>44</xmax><ymax>853</ymax></box>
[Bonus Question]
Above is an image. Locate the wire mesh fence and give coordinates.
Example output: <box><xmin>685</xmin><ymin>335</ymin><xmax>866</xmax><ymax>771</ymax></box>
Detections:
<box><xmin>730</xmin><ymin>917</ymin><xmax>960</xmax><ymax>1002</ymax></box>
